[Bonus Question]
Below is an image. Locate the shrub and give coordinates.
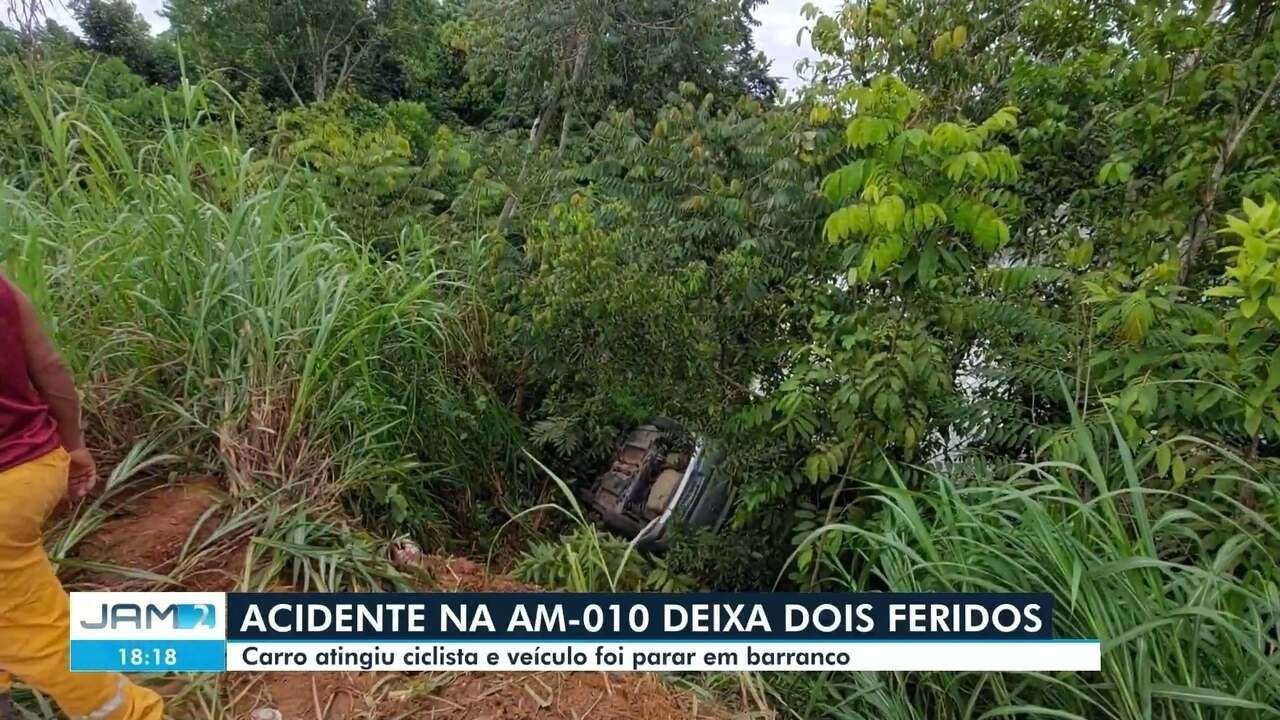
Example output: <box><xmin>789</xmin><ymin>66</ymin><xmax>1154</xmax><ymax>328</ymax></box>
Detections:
<box><xmin>1</xmin><ymin>71</ymin><xmax>518</xmax><ymax>540</ymax></box>
<box><xmin>774</xmin><ymin>419</ymin><xmax>1280</xmax><ymax>719</ymax></box>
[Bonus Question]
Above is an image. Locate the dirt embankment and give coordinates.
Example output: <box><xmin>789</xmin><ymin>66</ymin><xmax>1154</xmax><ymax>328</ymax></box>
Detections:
<box><xmin>62</xmin><ymin>479</ymin><xmax>734</xmax><ymax>720</ymax></box>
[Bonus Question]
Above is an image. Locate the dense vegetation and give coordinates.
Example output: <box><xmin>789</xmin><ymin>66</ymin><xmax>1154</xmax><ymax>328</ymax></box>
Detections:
<box><xmin>2</xmin><ymin>0</ymin><xmax>1278</xmax><ymax>717</ymax></box>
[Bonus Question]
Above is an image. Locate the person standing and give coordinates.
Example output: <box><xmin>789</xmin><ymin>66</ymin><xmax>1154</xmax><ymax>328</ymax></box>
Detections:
<box><xmin>0</xmin><ymin>273</ymin><xmax>163</xmax><ymax>719</ymax></box>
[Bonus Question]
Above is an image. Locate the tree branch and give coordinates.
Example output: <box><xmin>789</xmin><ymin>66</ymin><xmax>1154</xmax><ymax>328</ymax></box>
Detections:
<box><xmin>266</xmin><ymin>41</ymin><xmax>306</xmax><ymax>106</ymax></box>
<box><xmin>1178</xmin><ymin>65</ymin><xmax>1280</xmax><ymax>284</ymax></box>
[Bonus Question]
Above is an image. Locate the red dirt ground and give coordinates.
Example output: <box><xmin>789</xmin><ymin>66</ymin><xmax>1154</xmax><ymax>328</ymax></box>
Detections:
<box><xmin>418</xmin><ymin>555</ymin><xmax>530</xmax><ymax>592</ymax></box>
<box><xmin>68</xmin><ymin>477</ymin><xmax>247</xmax><ymax>592</ymax></box>
<box><xmin>65</xmin><ymin>478</ymin><xmax>735</xmax><ymax>720</ymax></box>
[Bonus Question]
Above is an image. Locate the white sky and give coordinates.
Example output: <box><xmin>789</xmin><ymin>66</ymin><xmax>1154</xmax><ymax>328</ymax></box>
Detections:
<box><xmin>38</xmin><ymin>0</ymin><xmax>840</xmax><ymax>90</ymax></box>
<box><xmin>756</xmin><ymin>0</ymin><xmax>843</xmax><ymax>89</ymax></box>
<box><xmin>42</xmin><ymin>0</ymin><xmax>167</xmax><ymax>32</ymax></box>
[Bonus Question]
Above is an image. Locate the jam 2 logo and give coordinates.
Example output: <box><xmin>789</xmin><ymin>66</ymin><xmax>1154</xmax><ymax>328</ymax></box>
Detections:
<box><xmin>80</xmin><ymin>602</ymin><xmax>217</xmax><ymax>631</ymax></box>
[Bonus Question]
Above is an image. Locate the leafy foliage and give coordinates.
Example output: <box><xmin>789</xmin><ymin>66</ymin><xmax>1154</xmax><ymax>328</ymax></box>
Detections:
<box><xmin>167</xmin><ymin>0</ymin><xmax>467</xmax><ymax>108</ymax></box>
<box><xmin>783</xmin><ymin>422</ymin><xmax>1280</xmax><ymax>719</ymax></box>
<box><xmin>271</xmin><ymin>93</ymin><xmax>474</xmax><ymax>244</ymax></box>
<box><xmin>664</xmin><ymin>523</ymin><xmax>780</xmax><ymax>591</ymax></box>
<box><xmin>69</xmin><ymin>0</ymin><xmax>178</xmax><ymax>84</ymax></box>
<box><xmin>465</xmin><ymin>0</ymin><xmax>777</xmax><ymax>124</ymax></box>
<box><xmin>729</xmin><ymin>74</ymin><xmax>1023</xmax><ymax>532</ymax></box>
<box><xmin>6</xmin><ymin>1</ymin><xmax>1280</xmax><ymax>717</ymax></box>
<box><xmin>503</xmin><ymin>87</ymin><xmax>829</xmax><ymax>452</ymax></box>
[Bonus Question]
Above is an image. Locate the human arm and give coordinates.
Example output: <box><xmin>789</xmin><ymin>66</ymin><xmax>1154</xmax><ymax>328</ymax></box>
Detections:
<box><xmin>9</xmin><ymin>279</ymin><xmax>97</xmax><ymax>498</ymax></box>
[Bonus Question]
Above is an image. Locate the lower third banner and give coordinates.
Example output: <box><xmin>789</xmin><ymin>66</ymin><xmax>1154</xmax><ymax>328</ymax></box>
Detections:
<box><xmin>70</xmin><ymin>592</ymin><xmax>1102</xmax><ymax>673</ymax></box>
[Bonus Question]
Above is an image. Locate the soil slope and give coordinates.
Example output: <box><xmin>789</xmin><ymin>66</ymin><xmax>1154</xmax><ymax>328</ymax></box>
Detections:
<box><xmin>61</xmin><ymin>479</ymin><xmax>732</xmax><ymax>720</ymax></box>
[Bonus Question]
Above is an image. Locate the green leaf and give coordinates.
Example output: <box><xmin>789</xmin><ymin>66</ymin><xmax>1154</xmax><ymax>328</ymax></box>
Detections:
<box><xmin>906</xmin><ymin>203</ymin><xmax>946</xmax><ymax>232</ymax></box>
<box><xmin>1242</xmin><ymin>197</ymin><xmax>1264</xmax><ymax>222</ymax></box>
<box><xmin>870</xmin><ymin>235</ymin><xmax>905</xmax><ymax>273</ymax></box>
<box><xmin>804</xmin><ymin>453</ymin><xmax>821</xmax><ymax>482</ymax></box>
<box><xmin>1245</xmin><ymin>404</ymin><xmax>1263</xmax><ymax>435</ymax></box>
<box><xmin>1065</xmin><ymin>240</ymin><xmax>1094</xmax><ymax>267</ymax></box>
<box><xmin>979</xmin><ymin>106</ymin><xmax>1019</xmax><ymax>135</ymax></box>
<box><xmin>875</xmin><ymin>195</ymin><xmax>906</xmax><ymax>231</ymax></box>
<box><xmin>1241</xmin><ymin>297</ymin><xmax>1260</xmax><ymax>319</ymax></box>
<box><xmin>1120</xmin><ymin>296</ymin><xmax>1153</xmax><ymax>343</ymax></box>
<box><xmin>846</xmin><ymin>117</ymin><xmax>894</xmax><ymax>148</ymax></box>
<box><xmin>1223</xmin><ymin>215</ymin><xmax>1253</xmax><ymax>239</ymax></box>
<box><xmin>1150</xmin><ymin>684</ymin><xmax>1280</xmax><ymax>714</ymax></box>
<box><xmin>918</xmin><ymin>241</ymin><xmax>939</xmax><ymax>285</ymax></box>
<box><xmin>824</xmin><ymin>204</ymin><xmax>872</xmax><ymax>242</ymax></box>
<box><xmin>1155</xmin><ymin>444</ymin><xmax>1171</xmax><ymax>476</ymax></box>
<box><xmin>1204</xmin><ymin>285</ymin><xmax>1245</xmax><ymax>298</ymax></box>
<box><xmin>822</xmin><ymin>160</ymin><xmax>869</xmax><ymax>203</ymax></box>
<box><xmin>972</xmin><ymin>210</ymin><xmax>1010</xmax><ymax>251</ymax></box>
<box><xmin>1096</xmin><ymin>162</ymin><xmax>1113</xmax><ymax>185</ymax></box>
<box><xmin>931</xmin><ymin>33</ymin><xmax>952</xmax><ymax>59</ymax></box>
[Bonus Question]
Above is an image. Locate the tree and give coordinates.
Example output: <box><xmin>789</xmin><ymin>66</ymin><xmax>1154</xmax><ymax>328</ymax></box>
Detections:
<box><xmin>464</xmin><ymin>0</ymin><xmax>778</xmax><ymax>228</ymax></box>
<box><xmin>356</xmin><ymin>0</ymin><xmax>451</xmax><ymax>103</ymax></box>
<box><xmin>70</xmin><ymin>0</ymin><xmax>149</xmax><ymax>62</ymax></box>
<box><xmin>802</xmin><ymin>0</ymin><xmax>1280</xmax><ymax>286</ymax></box>
<box><xmin>737</xmin><ymin>75</ymin><xmax>1024</xmax><ymax>529</ymax></box>
<box><xmin>795</xmin><ymin>0</ymin><xmax>1280</xmax><ymax>476</ymax></box>
<box><xmin>165</xmin><ymin>0</ymin><xmax>471</xmax><ymax>107</ymax></box>
<box><xmin>797</xmin><ymin>0</ymin><xmax>1118</xmax><ymax>119</ymax></box>
<box><xmin>4</xmin><ymin>0</ymin><xmax>50</xmax><ymax>51</ymax></box>
<box><xmin>729</xmin><ymin>0</ymin><xmax>779</xmax><ymax>102</ymax></box>
<box><xmin>506</xmin><ymin>88</ymin><xmax>828</xmax><ymax>457</ymax></box>
<box><xmin>39</xmin><ymin>18</ymin><xmax>85</xmax><ymax>50</ymax></box>
<box><xmin>166</xmin><ymin>0</ymin><xmax>384</xmax><ymax>104</ymax></box>
<box><xmin>70</xmin><ymin>0</ymin><xmax>178</xmax><ymax>84</ymax></box>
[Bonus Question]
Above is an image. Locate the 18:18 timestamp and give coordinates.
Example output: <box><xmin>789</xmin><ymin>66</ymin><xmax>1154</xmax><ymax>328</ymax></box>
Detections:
<box><xmin>118</xmin><ymin>647</ymin><xmax>178</xmax><ymax>667</ymax></box>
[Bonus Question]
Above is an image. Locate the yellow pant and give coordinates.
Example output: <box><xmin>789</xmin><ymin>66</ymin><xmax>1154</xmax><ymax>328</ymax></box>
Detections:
<box><xmin>0</xmin><ymin>449</ymin><xmax>164</xmax><ymax>719</ymax></box>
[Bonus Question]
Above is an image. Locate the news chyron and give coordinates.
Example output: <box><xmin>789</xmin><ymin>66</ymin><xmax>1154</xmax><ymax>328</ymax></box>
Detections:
<box><xmin>71</xmin><ymin>592</ymin><xmax>1100</xmax><ymax>674</ymax></box>
<box><xmin>71</xmin><ymin>592</ymin><xmax>227</xmax><ymax>672</ymax></box>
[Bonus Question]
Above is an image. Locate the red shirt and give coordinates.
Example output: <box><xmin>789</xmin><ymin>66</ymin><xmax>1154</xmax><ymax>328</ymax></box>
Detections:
<box><xmin>0</xmin><ymin>277</ymin><xmax>61</xmax><ymax>472</ymax></box>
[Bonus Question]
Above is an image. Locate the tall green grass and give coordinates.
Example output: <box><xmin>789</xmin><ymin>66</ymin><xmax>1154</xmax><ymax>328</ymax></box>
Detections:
<box><xmin>4</xmin><ymin>68</ymin><xmax>510</xmax><ymax>714</ymax></box>
<box><xmin>1</xmin><ymin>67</ymin><xmax>519</xmax><ymax>538</ymax></box>
<box><xmin>506</xmin><ymin>413</ymin><xmax>1279</xmax><ymax>718</ymax></box>
<box><xmin>775</xmin><ymin>420</ymin><xmax>1280</xmax><ymax>719</ymax></box>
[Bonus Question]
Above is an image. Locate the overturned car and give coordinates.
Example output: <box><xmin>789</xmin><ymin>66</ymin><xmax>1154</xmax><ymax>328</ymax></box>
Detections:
<box><xmin>578</xmin><ymin>420</ymin><xmax>731</xmax><ymax>550</ymax></box>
